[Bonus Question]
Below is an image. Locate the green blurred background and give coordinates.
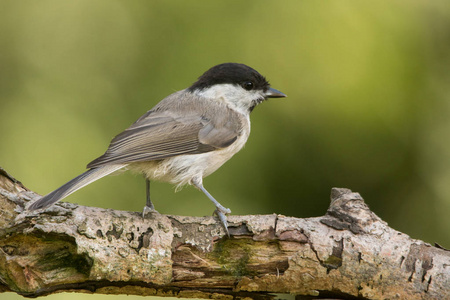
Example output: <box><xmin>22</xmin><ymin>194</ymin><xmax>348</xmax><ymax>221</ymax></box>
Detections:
<box><xmin>1</xmin><ymin>0</ymin><xmax>450</xmax><ymax>299</ymax></box>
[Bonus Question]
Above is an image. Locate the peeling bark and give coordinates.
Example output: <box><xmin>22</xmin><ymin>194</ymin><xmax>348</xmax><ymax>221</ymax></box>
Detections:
<box><xmin>0</xmin><ymin>166</ymin><xmax>449</xmax><ymax>299</ymax></box>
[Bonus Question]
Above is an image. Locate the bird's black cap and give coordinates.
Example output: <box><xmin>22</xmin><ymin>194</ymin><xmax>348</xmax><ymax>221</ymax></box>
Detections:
<box><xmin>188</xmin><ymin>63</ymin><xmax>270</xmax><ymax>92</ymax></box>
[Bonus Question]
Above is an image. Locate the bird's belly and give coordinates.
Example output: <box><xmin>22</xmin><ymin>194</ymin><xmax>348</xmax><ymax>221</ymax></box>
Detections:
<box><xmin>128</xmin><ymin>132</ymin><xmax>248</xmax><ymax>187</ymax></box>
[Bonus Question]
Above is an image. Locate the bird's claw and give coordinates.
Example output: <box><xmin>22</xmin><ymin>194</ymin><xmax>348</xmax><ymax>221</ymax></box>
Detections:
<box><xmin>214</xmin><ymin>207</ymin><xmax>231</xmax><ymax>237</ymax></box>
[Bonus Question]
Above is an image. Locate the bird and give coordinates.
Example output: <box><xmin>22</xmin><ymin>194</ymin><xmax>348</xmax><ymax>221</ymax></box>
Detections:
<box><xmin>28</xmin><ymin>63</ymin><xmax>286</xmax><ymax>234</ymax></box>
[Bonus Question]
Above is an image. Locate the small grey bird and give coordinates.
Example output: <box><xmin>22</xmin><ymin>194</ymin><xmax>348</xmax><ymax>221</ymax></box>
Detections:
<box><xmin>28</xmin><ymin>63</ymin><xmax>286</xmax><ymax>234</ymax></box>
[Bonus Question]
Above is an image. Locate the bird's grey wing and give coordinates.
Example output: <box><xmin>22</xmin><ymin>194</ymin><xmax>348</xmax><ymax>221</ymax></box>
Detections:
<box><xmin>87</xmin><ymin>109</ymin><xmax>241</xmax><ymax>168</ymax></box>
<box><xmin>198</xmin><ymin>115</ymin><xmax>240</xmax><ymax>148</ymax></box>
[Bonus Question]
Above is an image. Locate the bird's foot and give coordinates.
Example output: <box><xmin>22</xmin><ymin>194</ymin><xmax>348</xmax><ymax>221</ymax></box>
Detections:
<box><xmin>214</xmin><ymin>206</ymin><xmax>231</xmax><ymax>237</ymax></box>
<box><xmin>142</xmin><ymin>205</ymin><xmax>158</xmax><ymax>218</ymax></box>
<box><xmin>216</xmin><ymin>204</ymin><xmax>231</xmax><ymax>215</ymax></box>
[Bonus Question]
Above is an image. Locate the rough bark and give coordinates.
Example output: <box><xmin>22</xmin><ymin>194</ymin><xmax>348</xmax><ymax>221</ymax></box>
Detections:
<box><xmin>0</xmin><ymin>166</ymin><xmax>448</xmax><ymax>299</ymax></box>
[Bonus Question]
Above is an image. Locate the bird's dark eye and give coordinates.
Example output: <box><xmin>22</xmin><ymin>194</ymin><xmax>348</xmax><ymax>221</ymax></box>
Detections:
<box><xmin>242</xmin><ymin>81</ymin><xmax>254</xmax><ymax>91</ymax></box>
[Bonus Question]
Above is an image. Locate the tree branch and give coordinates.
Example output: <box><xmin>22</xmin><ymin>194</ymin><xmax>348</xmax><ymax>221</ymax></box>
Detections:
<box><xmin>0</xmin><ymin>166</ymin><xmax>448</xmax><ymax>299</ymax></box>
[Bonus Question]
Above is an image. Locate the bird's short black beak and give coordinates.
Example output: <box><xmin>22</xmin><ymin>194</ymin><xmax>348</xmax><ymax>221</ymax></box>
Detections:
<box><xmin>265</xmin><ymin>87</ymin><xmax>287</xmax><ymax>98</ymax></box>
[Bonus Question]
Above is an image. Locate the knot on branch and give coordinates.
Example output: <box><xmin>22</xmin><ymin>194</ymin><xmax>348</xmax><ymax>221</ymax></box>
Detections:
<box><xmin>320</xmin><ymin>187</ymin><xmax>384</xmax><ymax>234</ymax></box>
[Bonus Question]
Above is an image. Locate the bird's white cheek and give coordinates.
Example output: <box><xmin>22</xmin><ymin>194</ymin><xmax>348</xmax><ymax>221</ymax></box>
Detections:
<box><xmin>194</xmin><ymin>84</ymin><xmax>262</xmax><ymax>115</ymax></box>
<box><xmin>232</xmin><ymin>91</ymin><xmax>264</xmax><ymax>113</ymax></box>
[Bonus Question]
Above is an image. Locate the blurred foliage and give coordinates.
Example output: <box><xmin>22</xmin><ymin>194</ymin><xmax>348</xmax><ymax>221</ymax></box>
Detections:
<box><xmin>1</xmin><ymin>0</ymin><xmax>450</xmax><ymax>298</ymax></box>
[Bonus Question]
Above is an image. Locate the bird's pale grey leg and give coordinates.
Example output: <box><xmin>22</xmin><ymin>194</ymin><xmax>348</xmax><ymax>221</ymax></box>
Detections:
<box><xmin>142</xmin><ymin>178</ymin><xmax>157</xmax><ymax>218</ymax></box>
<box><xmin>192</xmin><ymin>180</ymin><xmax>231</xmax><ymax>214</ymax></box>
<box><xmin>191</xmin><ymin>178</ymin><xmax>231</xmax><ymax>236</ymax></box>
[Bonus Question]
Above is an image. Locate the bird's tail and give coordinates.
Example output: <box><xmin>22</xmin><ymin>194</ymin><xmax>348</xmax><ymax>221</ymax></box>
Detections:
<box><xmin>28</xmin><ymin>165</ymin><xmax>125</xmax><ymax>211</ymax></box>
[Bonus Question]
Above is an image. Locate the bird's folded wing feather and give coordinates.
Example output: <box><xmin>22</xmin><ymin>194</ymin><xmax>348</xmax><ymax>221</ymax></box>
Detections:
<box><xmin>87</xmin><ymin>107</ymin><xmax>241</xmax><ymax>168</ymax></box>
